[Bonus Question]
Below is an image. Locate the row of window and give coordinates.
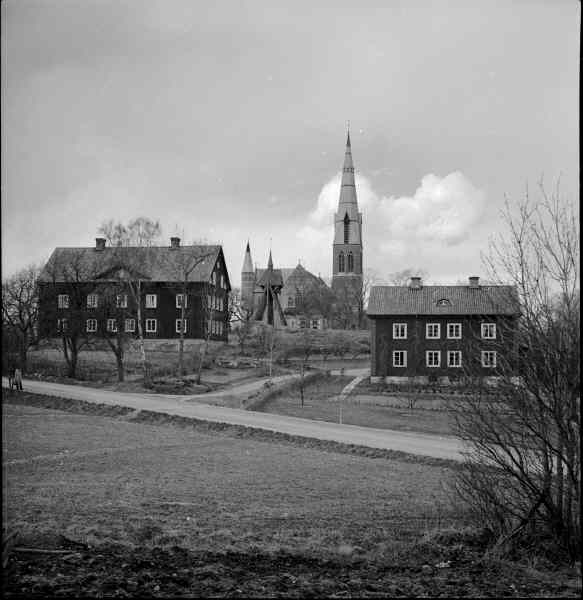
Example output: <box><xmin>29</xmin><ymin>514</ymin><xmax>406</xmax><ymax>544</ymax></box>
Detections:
<box><xmin>57</xmin><ymin>293</ymin><xmax>224</xmax><ymax>311</ymax></box>
<box><xmin>56</xmin><ymin>318</ymin><xmax>225</xmax><ymax>335</ymax></box>
<box><xmin>338</xmin><ymin>251</ymin><xmax>357</xmax><ymax>273</ymax></box>
<box><xmin>392</xmin><ymin>322</ymin><xmax>496</xmax><ymax>340</ymax></box>
<box><xmin>392</xmin><ymin>350</ymin><xmax>497</xmax><ymax>368</ymax></box>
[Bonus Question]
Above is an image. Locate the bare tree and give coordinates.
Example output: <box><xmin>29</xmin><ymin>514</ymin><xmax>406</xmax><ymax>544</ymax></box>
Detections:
<box><xmin>230</xmin><ymin>291</ymin><xmax>255</xmax><ymax>355</ymax></box>
<box><xmin>451</xmin><ymin>179</ymin><xmax>580</xmax><ymax>559</ymax></box>
<box><xmin>387</xmin><ymin>267</ymin><xmax>429</xmax><ymax>286</ymax></box>
<box><xmin>98</xmin><ymin>217</ymin><xmax>162</xmax><ymax>386</ymax></box>
<box><xmin>2</xmin><ymin>264</ymin><xmax>41</xmax><ymax>373</ymax></box>
<box><xmin>40</xmin><ymin>250</ymin><xmax>96</xmax><ymax>378</ymax></box>
<box><xmin>167</xmin><ymin>244</ymin><xmax>214</xmax><ymax>376</ymax></box>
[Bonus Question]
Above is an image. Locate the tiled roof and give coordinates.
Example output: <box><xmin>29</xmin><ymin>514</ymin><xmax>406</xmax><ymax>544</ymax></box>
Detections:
<box><xmin>367</xmin><ymin>285</ymin><xmax>520</xmax><ymax>316</ymax></box>
<box><xmin>255</xmin><ymin>267</ymin><xmax>295</xmax><ymax>285</ymax></box>
<box><xmin>38</xmin><ymin>245</ymin><xmax>225</xmax><ymax>284</ymax></box>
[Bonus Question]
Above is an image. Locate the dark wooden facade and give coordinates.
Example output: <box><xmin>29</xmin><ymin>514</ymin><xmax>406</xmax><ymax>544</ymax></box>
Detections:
<box><xmin>367</xmin><ymin>279</ymin><xmax>520</xmax><ymax>381</ymax></box>
<box><xmin>38</xmin><ymin>241</ymin><xmax>231</xmax><ymax>343</ymax></box>
<box><xmin>369</xmin><ymin>314</ymin><xmax>518</xmax><ymax>379</ymax></box>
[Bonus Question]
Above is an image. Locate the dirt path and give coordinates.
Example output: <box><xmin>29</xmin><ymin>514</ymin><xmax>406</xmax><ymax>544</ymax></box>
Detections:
<box><xmin>2</xmin><ymin>377</ymin><xmax>465</xmax><ymax>461</ymax></box>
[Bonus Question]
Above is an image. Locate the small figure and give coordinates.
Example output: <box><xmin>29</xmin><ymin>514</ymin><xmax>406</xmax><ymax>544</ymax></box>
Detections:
<box><xmin>13</xmin><ymin>368</ymin><xmax>23</xmax><ymax>391</ymax></box>
<box><xmin>8</xmin><ymin>366</ymin><xmax>16</xmax><ymax>390</ymax></box>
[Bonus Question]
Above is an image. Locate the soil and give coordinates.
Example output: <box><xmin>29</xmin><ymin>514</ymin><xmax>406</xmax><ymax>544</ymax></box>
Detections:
<box><xmin>3</xmin><ymin>537</ymin><xmax>580</xmax><ymax>598</ymax></box>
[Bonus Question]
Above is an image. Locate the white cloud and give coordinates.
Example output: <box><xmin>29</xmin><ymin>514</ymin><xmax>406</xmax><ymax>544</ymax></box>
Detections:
<box><xmin>297</xmin><ymin>170</ymin><xmax>487</xmax><ymax>281</ymax></box>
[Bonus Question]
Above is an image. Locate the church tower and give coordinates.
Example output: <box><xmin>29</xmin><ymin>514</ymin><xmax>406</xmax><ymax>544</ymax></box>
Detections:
<box><xmin>241</xmin><ymin>241</ymin><xmax>255</xmax><ymax>312</ymax></box>
<box><xmin>331</xmin><ymin>130</ymin><xmax>363</xmax><ymax>325</ymax></box>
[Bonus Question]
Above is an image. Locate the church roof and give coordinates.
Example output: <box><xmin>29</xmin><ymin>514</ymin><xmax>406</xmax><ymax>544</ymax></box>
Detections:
<box><xmin>367</xmin><ymin>285</ymin><xmax>520</xmax><ymax>316</ymax></box>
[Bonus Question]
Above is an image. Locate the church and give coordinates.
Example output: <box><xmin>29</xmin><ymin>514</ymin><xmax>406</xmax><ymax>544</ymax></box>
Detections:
<box><xmin>240</xmin><ymin>131</ymin><xmax>364</xmax><ymax>330</ymax></box>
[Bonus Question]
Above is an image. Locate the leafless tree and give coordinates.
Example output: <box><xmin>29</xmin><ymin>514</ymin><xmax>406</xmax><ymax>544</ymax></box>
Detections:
<box><xmin>450</xmin><ymin>179</ymin><xmax>580</xmax><ymax>559</ymax></box>
<box><xmin>229</xmin><ymin>291</ymin><xmax>255</xmax><ymax>355</ymax></box>
<box><xmin>2</xmin><ymin>264</ymin><xmax>41</xmax><ymax>373</ymax></box>
<box><xmin>98</xmin><ymin>217</ymin><xmax>162</xmax><ymax>386</ymax></box>
<box><xmin>387</xmin><ymin>267</ymin><xmax>429</xmax><ymax>286</ymax></box>
<box><xmin>41</xmin><ymin>250</ymin><xmax>97</xmax><ymax>378</ymax></box>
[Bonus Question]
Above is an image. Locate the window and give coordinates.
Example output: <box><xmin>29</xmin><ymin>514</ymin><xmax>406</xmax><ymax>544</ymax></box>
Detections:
<box><xmin>447</xmin><ymin>323</ymin><xmax>462</xmax><ymax>339</ymax></box>
<box><xmin>116</xmin><ymin>294</ymin><xmax>128</xmax><ymax>308</ymax></box>
<box><xmin>481</xmin><ymin>323</ymin><xmax>496</xmax><ymax>339</ymax></box>
<box><xmin>211</xmin><ymin>271</ymin><xmax>216</xmax><ymax>285</ymax></box>
<box><xmin>426</xmin><ymin>323</ymin><xmax>440</xmax><ymax>339</ymax></box>
<box><xmin>393</xmin><ymin>350</ymin><xmax>407</xmax><ymax>368</ymax></box>
<box><xmin>145</xmin><ymin>319</ymin><xmax>157</xmax><ymax>333</ymax></box>
<box><xmin>311</xmin><ymin>319</ymin><xmax>319</xmax><ymax>329</ymax></box>
<box><xmin>347</xmin><ymin>252</ymin><xmax>354</xmax><ymax>272</ymax></box>
<box><xmin>106</xmin><ymin>319</ymin><xmax>118</xmax><ymax>332</ymax></box>
<box><xmin>393</xmin><ymin>323</ymin><xmax>407</xmax><ymax>339</ymax></box>
<box><xmin>426</xmin><ymin>350</ymin><xmax>440</xmax><ymax>367</ymax></box>
<box><xmin>145</xmin><ymin>294</ymin><xmax>157</xmax><ymax>309</ymax></box>
<box><xmin>87</xmin><ymin>294</ymin><xmax>98</xmax><ymax>308</ymax></box>
<box><xmin>86</xmin><ymin>319</ymin><xmax>97</xmax><ymax>333</ymax></box>
<box><xmin>343</xmin><ymin>213</ymin><xmax>350</xmax><ymax>244</ymax></box>
<box><xmin>57</xmin><ymin>294</ymin><xmax>70</xmax><ymax>309</ymax></box>
<box><xmin>125</xmin><ymin>319</ymin><xmax>135</xmax><ymax>332</ymax></box>
<box><xmin>287</xmin><ymin>294</ymin><xmax>295</xmax><ymax>307</ymax></box>
<box><xmin>448</xmin><ymin>351</ymin><xmax>462</xmax><ymax>367</ymax></box>
<box><xmin>176</xmin><ymin>294</ymin><xmax>188</xmax><ymax>309</ymax></box>
<box><xmin>299</xmin><ymin>318</ymin><xmax>307</xmax><ymax>329</ymax></box>
<box><xmin>338</xmin><ymin>252</ymin><xmax>345</xmax><ymax>273</ymax></box>
<box><xmin>207</xmin><ymin>295</ymin><xmax>212</xmax><ymax>310</ymax></box>
<box><xmin>57</xmin><ymin>318</ymin><xmax>68</xmax><ymax>332</ymax></box>
<box><xmin>481</xmin><ymin>351</ymin><xmax>497</xmax><ymax>368</ymax></box>
<box><xmin>175</xmin><ymin>319</ymin><xmax>187</xmax><ymax>333</ymax></box>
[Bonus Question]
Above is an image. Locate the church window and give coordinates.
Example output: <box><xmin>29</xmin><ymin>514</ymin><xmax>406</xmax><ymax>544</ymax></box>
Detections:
<box><xmin>347</xmin><ymin>252</ymin><xmax>354</xmax><ymax>272</ymax></box>
<box><xmin>287</xmin><ymin>296</ymin><xmax>295</xmax><ymax>308</ymax></box>
<box><xmin>338</xmin><ymin>252</ymin><xmax>345</xmax><ymax>272</ymax></box>
<box><xmin>343</xmin><ymin>214</ymin><xmax>350</xmax><ymax>244</ymax></box>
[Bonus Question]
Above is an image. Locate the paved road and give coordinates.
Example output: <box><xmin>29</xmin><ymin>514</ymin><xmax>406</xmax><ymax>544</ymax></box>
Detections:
<box><xmin>2</xmin><ymin>378</ymin><xmax>465</xmax><ymax>461</ymax></box>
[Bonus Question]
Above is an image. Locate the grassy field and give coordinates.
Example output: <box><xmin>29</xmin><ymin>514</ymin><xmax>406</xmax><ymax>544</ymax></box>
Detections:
<box><xmin>257</xmin><ymin>376</ymin><xmax>456</xmax><ymax>436</ymax></box>
<box><xmin>3</xmin><ymin>400</ymin><xmax>579</xmax><ymax>597</ymax></box>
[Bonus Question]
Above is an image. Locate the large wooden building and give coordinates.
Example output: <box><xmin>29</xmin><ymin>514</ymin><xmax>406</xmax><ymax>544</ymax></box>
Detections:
<box><xmin>38</xmin><ymin>237</ymin><xmax>231</xmax><ymax>342</ymax></box>
<box><xmin>367</xmin><ymin>276</ymin><xmax>520</xmax><ymax>383</ymax></box>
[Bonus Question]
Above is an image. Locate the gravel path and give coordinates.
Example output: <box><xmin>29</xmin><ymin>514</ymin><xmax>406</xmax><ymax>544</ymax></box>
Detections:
<box><xmin>2</xmin><ymin>377</ymin><xmax>465</xmax><ymax>461</ymax></box>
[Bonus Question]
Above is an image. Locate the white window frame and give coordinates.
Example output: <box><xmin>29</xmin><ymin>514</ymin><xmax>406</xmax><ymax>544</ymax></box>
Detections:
<box><xmin>87</xmin><ymin>294</ymin><xmax>99</xmax><ymax>308</ymax></box>
<box><xmin>175</xmin><ymin>318</ymin><xmax>187</xmax><ymax>333</ymax></box>
<box><xmin>481</xmin><ymin>350</ymin><xmax>497</xmax><ymax>368</ymax></box>
<box><xmin>426</xmin><ymin>350</ymin><xmax>441</xmax><ymax>368</ymax></box>
<box><xmin>145</xmin><ymin>294</ymin><xmax>157</xmax><ymax>309</ymax></box>
<box><xmin>106</xmin><ymin>318</ymin><xmax>118</xmax><ymax>332</ymax></box>
<box><xmin>176</xmin><ymin>294</ymin><xmax>188</xmax><ymax>309</ymax></box>
<box><xmin>125</xmin><ymin>318</ymin><xmax>136</xmax><ymax>333</ymax></box>
<box><xmin>57</xmin><ymin>318</ymin><xmax>68</xmax><ymax>332</ymax></box>
<box><xmin>393</xmin><ymin>323</ymin><xmax>407</xmax><ymax>339</ymax></box>
<box><xmin>481</xmin><ymin>322</ymin><xmax>496</xmax><ymax>339</ymax></box>
<box><xmin>116</xmin><ymin>294</ymin><xmax>128</xmax><ymax>308</ymax></box>
<box><xmin>287</xmin><ymin>296</ymin><xmax>295</xmax><ymax>308</ymax></box>
<box><xmin>86</xmin><ymin>318</ymin><xmax>97</xmax><ymax>333</ymax></box>
<box><xmin>145</xmin><ymin>318</ymin><xmax>157</xmax><ymax>333</ymax></box>
<box><xmin>426</xmin><ymin>323</ymin><xmax>441</xmax><ymax>339</ymax></box>
<box><xmin>393</xmin><ymin>350</ymin><xmax>407</xmax><ymax>368</ymax></box>
<box><xmin>447</xmin><ymin>350</ymin><xmax>462</xmax><ymax>368</ymax></box>
<box><xmin>57</xmin><ymin>294</ymin><xmax>70</xmax><ymax>309</ymax></box>
<box><xmin>447</xmin><ymin>323</ymin><xmax>462</xmax><ymax>339</ymax></box>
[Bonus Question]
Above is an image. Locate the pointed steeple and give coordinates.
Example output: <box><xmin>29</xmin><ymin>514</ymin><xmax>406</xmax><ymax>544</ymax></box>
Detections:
<box><xmin>340</xmin><ymin>128</ymin><xmax>356</xmax><ymax>199</ymax></box>
<box><xmin>242</xmin><ymin>240</ymin><xmax>254</xmax><ymax>273</ymax></box>
<box><xmin>267</xmin><ymin>249</ymin><xmax>274</xmax><ymax>270</ymax></box>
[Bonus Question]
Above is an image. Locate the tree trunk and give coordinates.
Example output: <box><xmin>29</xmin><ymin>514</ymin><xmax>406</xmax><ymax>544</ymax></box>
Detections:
<box><xmin>134</xmin><ymin>282</ymin><xmax>151</xmax><ymax>386</ymax></box>
<box><xmin>178</xmin><ymin>301</ymin><xmax>185</xmax><ymax>376</ymax></box>
<box><xmin>116</xmin><ymin>353</ymin><xmax>125</xmax><ymax>382</ymax></box>
<box><xmin>18</xmin><ymin>337</ymin><xmax>28</xmax><ymax>374</ymax></box>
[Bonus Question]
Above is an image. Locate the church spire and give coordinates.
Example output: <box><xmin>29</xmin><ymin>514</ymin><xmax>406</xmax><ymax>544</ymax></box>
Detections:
<box><xmin>242</xmin><ymin>240</ymin><xmax>253</xmax><ymax>273</ymax></box>
<box><xmin>267</xmin><ymin>249</ymin><xmax>274</xmax><ymax>270</ymax></box>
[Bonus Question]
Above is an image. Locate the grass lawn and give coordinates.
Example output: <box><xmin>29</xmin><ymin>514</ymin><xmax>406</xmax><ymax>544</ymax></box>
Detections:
<box><xmin>257</xmin><ymin>376</ymin><xmax>456</xmax><ymax>436</ymax></box>
<box><xmin>3</xmin><ymin>402</ymin><xmax>579</xmax><ymax>597</ymax></box>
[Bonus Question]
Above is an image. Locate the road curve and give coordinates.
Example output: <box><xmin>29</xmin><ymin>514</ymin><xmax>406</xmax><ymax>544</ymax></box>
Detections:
<box><xmin>2</xmin><ymin>378</ymin><xmax>466</xmax><ymax>462</ymax></box>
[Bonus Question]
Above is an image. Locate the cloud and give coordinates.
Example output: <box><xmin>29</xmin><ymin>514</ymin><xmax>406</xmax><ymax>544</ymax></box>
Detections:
<box><xmin>297</xmin><ymin>170</ymin><xmax>487</xmax><ymax>279</ymax></box>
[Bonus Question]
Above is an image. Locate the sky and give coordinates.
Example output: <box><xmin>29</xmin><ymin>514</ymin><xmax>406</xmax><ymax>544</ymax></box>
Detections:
<box><xmin>1</xmin><ymin>0</ymin><xmax>579</xmax><ymax>288</ymax></box>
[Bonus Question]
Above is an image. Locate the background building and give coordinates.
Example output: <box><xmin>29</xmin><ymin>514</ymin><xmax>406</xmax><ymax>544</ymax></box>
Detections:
<box><xmin>38</xmin><ymin>237</ymin><xmax>231</xmax><ymax>342</ymax></box>
<box><xmin>367</xmin><ymin>276</ymin><xmax>520</xmax><ymax>383</ymax></box>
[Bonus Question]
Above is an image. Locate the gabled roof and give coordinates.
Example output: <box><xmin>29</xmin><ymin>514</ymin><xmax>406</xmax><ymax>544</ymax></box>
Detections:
<box><xmin>38</xmin><ymin>245</ymin><xmax>226</xmax><ymax>285</ymax></box>
<box><xmin>282</xmin><ymin>263</ymin><xmax>328</xmax><ymax>291</ymax></box>
<box><xmin>367</xmin><ymin>285</ymin><xmax>520</xmax><ymax>316</ymax></box>
<box><xmin>255</xmin><ymin>267</ymin><xmax>295</xmax><ymax>287</ymax></box>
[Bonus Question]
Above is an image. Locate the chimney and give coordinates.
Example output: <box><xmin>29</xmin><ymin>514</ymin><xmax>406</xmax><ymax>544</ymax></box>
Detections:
<box><xmin>170</xmin><ymin>237</ymin><xmax>181</xmax><ymax>249</ymax></box>
<box><xmin>95</xmin><ymin>238</ymin><xmax>106</xmax><ymax>251</ymax></box>
<box><xmin>469</xmin><ymin>276</ymin><xmax>480</xmax><ymax>288</ymax></box>
<box><xmin>410</xmin><ymin>276</ymin><xmax>422</xmax><ymax>289</ymax></box>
